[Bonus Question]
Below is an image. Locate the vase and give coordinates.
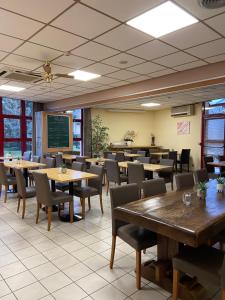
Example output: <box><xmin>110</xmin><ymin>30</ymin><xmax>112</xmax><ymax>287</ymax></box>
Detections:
<box><xmin>126</xmin><ymin>141</ymin><xmax>132</xmax><ymax>146</ymax></box>
<box><xmin>59</xmin><ymin>167</ymin><xmax>67</xmax><ymax>174</ymax></box>
<box><xmin>217</xmin><ymin>183</ymin><xmax>224</xmax><ymax>192</ymax></box>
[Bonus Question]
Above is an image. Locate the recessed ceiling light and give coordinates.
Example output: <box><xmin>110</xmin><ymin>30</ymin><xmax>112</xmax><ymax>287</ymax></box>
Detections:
<box><xmin>127</xmin><ymin>1</ymin><xmax>198</xmax><ymax>38</ymax></box>
<box><xmin>68</xmin><ymin>70</ymin><xmax>101</xmax><ymax>81</ymax></box>
<box><xmin>0</xmin><ymin>85</ymin><xmax>26</xmax><ymax>92</ymax></box>
<box><xmin>141</xmin><ymin>103</ymin><xmax>161</xmax><ymax>107</ymax></box>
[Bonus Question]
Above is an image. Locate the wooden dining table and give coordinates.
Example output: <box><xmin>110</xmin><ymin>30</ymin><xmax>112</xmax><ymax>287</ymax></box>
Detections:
<box><xmin>114</xmin><ymin>180</ymin><xmax>225</xmax><ymax>299</ymax></box>
<box><xmin>207</xmin><ymin>161</ymin><xmax>225</xmax><ymax>168</ymax></box>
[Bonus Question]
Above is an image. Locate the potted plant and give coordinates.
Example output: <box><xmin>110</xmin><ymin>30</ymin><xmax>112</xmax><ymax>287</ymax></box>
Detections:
<box><xmin>124</xmin><ymin>130</ymin><xmax>136</xmax><ymax>146</ymax></box>
<box><xmin>197</xmin><ymin>181</ymin><xmax>208</xmax><ymax>199</ymax></box>
<box><xmin>91</xmin><ymin>115</ymin><xmax>109</xmax><ymax>157</ymax></box>
<box><xmin>60</xmin><ymin>163</ymin><xmax>67</xmax><ymax>174</ymax></box>
<box><xmin>216</xmin><ymin>177</ymin><xmax>224</xmax><ymax>192</ymax></box>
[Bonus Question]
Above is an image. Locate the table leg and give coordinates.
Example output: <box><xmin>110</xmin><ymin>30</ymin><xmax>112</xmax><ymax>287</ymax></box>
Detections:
<box><xmin>51</xmin><ymin>180</ymin><xmax>56</xmax><ymax>192</ymax></box>
<box><xmin>23</xmin><ymin>168</ymin><xmax>28</xmax><ymax>187</ymax></box>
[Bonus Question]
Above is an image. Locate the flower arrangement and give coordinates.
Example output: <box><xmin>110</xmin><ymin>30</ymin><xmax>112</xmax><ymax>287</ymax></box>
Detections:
<box><xmin>124</xmin><ymin>130</ymin><xmax>136</xmax><ymax>142</ymax></box>
<box><xmin>197</xmin><ymin>181</ymin><xmax>208</xmax><ymax>198</ymax></box>
<box><xmin>151</xmin><ymin>134</ymin><xmax>155</xmax><ymax>146</ymax></box>
<box><xmin>216</xmin><ymin>177</ymin><xmax>224</xmax><ymax>192</ymax></box>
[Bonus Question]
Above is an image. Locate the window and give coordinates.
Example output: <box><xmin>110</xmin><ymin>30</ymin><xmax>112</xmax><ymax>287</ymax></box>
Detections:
<box><xmin>0</xmin><ymin>98</ymin><xmax>33</xmax><ymax>157</ymax></box>
<box><xmin>72</xmin><ymin>109</ymin><xmax>83</xmax><ymax>154</ymax></box>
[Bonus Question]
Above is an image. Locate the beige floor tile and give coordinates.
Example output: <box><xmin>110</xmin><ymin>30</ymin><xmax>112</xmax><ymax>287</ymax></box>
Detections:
<box><xmin>30</xmin><ymin>262</ymin><xmax>59</xmax><ymax>280</ymax></box>
<box><xmin>79</xmin><ymin>235</ymin><xmax>100</xmax><ymax>246</ymax></box>
<box><xmin>130</xmin><ymin>285</ymin><xmax>167</xmax><ymax>300</ymax></box>
<box><xmin>53</xmin><ymin>283</ymin><xmax>87</xmax><ymax>300</ymax></box>
<box><xmin>5</xmin><ymin>270</ymin><xmax>36</xmax><ymax>291</ymax></box>
<box><xmin>63</xmin><ymin>262</ymin><xmax>93</xmax><ymax>282</ymax></box>
<box><xmin>0</xmin><ymin>261</ymin><xmax>27</xmax><ymax>279</ymax></box>
<box><xmin>91</xmin><ymin>284</ymin><xmax>127</xmax><ymax>300</ymax></box>
<box><xmin>0</xmin><ymin>245</ymin><xmax>11</xmax><ymax>256</ymax></box>
<box><xmin>83</xmin><ymin>254</ymin><xmax>109</xmax><ymax>271</ymax></box>
<box><xmin>61</xmin><ymin>240</ymin><xmax>84</xmax><ymax>252</ymax></box>
<box><xmin>14</xmin><ymin>282</ymin><xmax>49</xmax><ymax>300</ymax></box>
<box><xmin>40</xmin><ymin>272</ymin><xmax>72</xmax><ymax>293</ymax></box>
<box><xmin>0</xmin><ymin>293</ymin><xmax>17</xmax><ymax>300</ymax></box>
<box><xmin>88</xmin><ymin>241</ymin><xmax>111</xmax><ymax>253</ymax></box>
<box><xmin>76</xmin><ymin>272</ymin><xmax>108</xmax><ymax>294</ymax></box>
<box><xmin>115</xmin><ymin>256</ymin><xmax>136</xmax><ymax>272</ymax></box>
<box><xmin>112</xmin><ymin>274</ymin><xmax>145</xmax><ymax>296</ymax></box>
<box><xmin>0</xmin><ymin>253</ymin><xmax>18</xmax><ymax>268</ymax></box>
<box><xmin>0</xmin><ymin>280</ymin><xmax>11</xmax><ymax>297</ymax></box>
<box><xmin>14</xmin><ymin>246</ymin><xmax>39</xmax><ymax>260</ymax></box>
<box><xmin>34</xmin><ymin>240</ymin><xmax>57</xmax><ymax>252</ymax></box>
<box><xmin>96</xmin><ymin>265</ymin><xmax>126</xmax><ymax>283</ymax></box>
<box><xmin>42</xmin><ymin>246</ymin><xmax>67</xmax><ymax>261</ymax></box>
<box><xmin>71</xmin><ymin>247</ymin><xmax>96</xmax><ymax>261</ymax></box>
<box><xmin>52</xmin><ymin>253</ymin><xmax>79</xmax><ymax>270</ymax></box>
<box><xmin>22</xmin><ymin>253</ymin><xmax>48</xmax><ymax>269</ymax></box>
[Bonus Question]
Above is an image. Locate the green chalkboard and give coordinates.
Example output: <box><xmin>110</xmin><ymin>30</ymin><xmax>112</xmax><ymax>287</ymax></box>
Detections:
<box><xmin>47</xmin><ymin>115</ymin><xmax>69</xmax><ymax>148</ymax></box>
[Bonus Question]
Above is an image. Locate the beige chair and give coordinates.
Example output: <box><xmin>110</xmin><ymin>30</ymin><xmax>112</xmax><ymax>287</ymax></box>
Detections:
<box><xmin>33</xmin><ymin>172</ymin><xmax>74</xmax><ymax>231</ymax></box>
<box><xmin>0</xmin><ymin>163</ymin><xmax>17</xmax><ymax>203</ymax></box>
<box><xmin>15</xmin><ymin>169</ymin><xmax>36</xmax><ymax>219</ymax></box>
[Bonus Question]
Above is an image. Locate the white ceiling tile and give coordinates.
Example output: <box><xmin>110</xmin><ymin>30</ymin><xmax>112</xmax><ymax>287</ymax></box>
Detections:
<box><xmin>186</xmin><ymin>38</ymin><xmax>225</xmax><ymax>59</ymax></box>
<box><xmin>0</xmin><ymin>9</ymin><xmax>43</xmax><ymax>39</ymax></box>
<box><xmin>150</xmin><ymin>69</ymin><xmax>176</xmax><ymax>77</ymax></box>
<box><xmin>0</xmin><ymin>0</ymin><xmax>74</xmax><ymax>22</ymax></box>
<box><xmin>109</xmin><ymin>80</ymin><xmax>130</xmax><ymax>87</ymax></box>
<box><xmin>30</xmin><ymin>26</ymin><xmax>87</xmax><ymax>52</ymax></box>
<box><xmin>102</xmin><ymin>53</ymin><xmax>145</xmax><ymax>69</ymax></box>
<box><xmin>161</xmin><ymin>22</ymin><xmax>220</xmax><ymax>50</ymax></box>
<box><xmin>91</xmin><ymin>76</ymin><xmax>120</xmax><ymax>85</ymax></box>
<box><xmin>72</xmin><ymin>42</ymin><xmax>119</xmax><ymax>61</ymax></box>
<box><xmin>128</xmin><ymin>40</ymin><xmax>177</xmax><ymax>60</ymax></box>
<box><xmin>175</xmin><ymin>0</ymin><xmax>225</xmax><ymax>20</ymax></box>
<box><xmin>53</xmin><ymin>55</ymin><xmax>93</xmax><ymax>69</ymax></box>
<box><xmin>60</xmin><ymin>85</ymin><xmax>86</xmax><ymax>92</ymax></box>
<box><xmin>83</xmin><ymin>63</ymin><xmax>119</xmax><ymax>75</ymax></box>
<box><xmin>82</xmin><ymin>0</ymin><xmax>164</xmax><ymax>21</ymax></box>
<box><xmin>127</xmin><ymin>61</ymin><xmax>164</xmax><ymax>74</ymax></box>
<box><xmin>14</xmin><ymin>42</ymin><xmax>62</xmax><ymax>61</ymax></box>
<box><xmin>0</xmin><ymin>50</ymin><xmax>8</xmax><ymax>60</ymax></box>
<box><xmin>0</xmin><ymin>34</ymin><xmax>24</xmax><ymax>52</ymax></box>
<box><xmin>95</xmin><ymin>25</ymin><xmax>152</xmax><ymax>51</ymax></box>
<box><xmin>1</xmin><ymin>54</ymin><xmax>42</xmax><ymax>70</ymax></box>
<box><xmin>109</xmin><ymin>69</ymin><xmax>138</xmax><ymax>80</ymax></box>
<box><xmin>205</xmin><ymin>13</ymin><xmax>225</xmax><ymax>36</ymax></box>
<box><xmin>127</xmin><ymin>75</ymin><xmax>150</xmax><ymax>83</ymax></box>
<box><xmin>52</xmin><ymin>3</ymin><xmax>119</xmax><ymax>39</ymax></box>
<box><xmin>53</xmin><ymin>76</ymin><xmax>77</xmax><ymax>84</ymax></box>
<box><xmin>153</xmin><ymin>52</ymin><xmax>197</xmax><ymax>67</ymax></box>
<box><xmin>174</xmin><ymin>60</ymin><xmax>207</xmax><ymax>71</ymax></box>
<box><xmin>205</xmin><ymin>53</ymin><xmax>225</xmax><ymax>63</ymax></box>
<box><xmin>76</xmin><ymin>82</ymin><xmax>102</xmax><ymax>89</ymax></box>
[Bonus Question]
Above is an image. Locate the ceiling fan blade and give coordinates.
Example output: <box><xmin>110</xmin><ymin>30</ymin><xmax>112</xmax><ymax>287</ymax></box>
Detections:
<box><xmin>55</xmin><ymin>73</ymin><xmax>74</xmax><ymax>79</ymax></box>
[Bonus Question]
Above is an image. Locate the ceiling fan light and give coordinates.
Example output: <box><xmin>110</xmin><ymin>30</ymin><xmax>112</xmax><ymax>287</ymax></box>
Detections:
<box><xmin>68</xmin><ymin>70</ymin><xmax>101</xmax><ymax>81</ymax></box>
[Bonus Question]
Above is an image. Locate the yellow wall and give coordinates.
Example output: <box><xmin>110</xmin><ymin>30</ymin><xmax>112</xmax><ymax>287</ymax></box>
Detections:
<box><xmin>92</xmin><ymin>104</ymin><xmax>202</xmax><ymax>169</ymax></box>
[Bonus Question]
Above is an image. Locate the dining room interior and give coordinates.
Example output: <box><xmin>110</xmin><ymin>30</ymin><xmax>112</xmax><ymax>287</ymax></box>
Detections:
<box><xmin>1</xmin><ymin>0</ymin><xmax>225</xmax><ymax>300</ymax></box>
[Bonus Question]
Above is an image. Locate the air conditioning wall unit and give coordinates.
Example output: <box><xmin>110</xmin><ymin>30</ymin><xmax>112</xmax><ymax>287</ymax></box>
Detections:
<box><xmin>0</xmin><ymin>68</ymin><xmax>42</xmax><ymax>83</ymax></box>
<box><xmin>171</xmin><ymin>104</ymin><xmax>194</xmax><ymax>117</ymax></box>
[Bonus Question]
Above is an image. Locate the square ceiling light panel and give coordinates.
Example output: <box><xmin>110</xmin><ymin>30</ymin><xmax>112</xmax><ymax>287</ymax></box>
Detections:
<box><xmin>127</xmin><ymin>1</ymin><xmax>198</xmax><ymax>38</ymax></box>
<box><xmin>69</xmin><ymin>70</ymin><xmax>101</xmax><ymax>81</ymax></box>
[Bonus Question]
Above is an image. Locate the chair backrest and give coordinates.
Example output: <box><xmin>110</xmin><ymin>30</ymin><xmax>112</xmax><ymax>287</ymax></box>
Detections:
<box><xmin>72</xmin><ymin>161</ymin><xmax>85</xmax><ymax>171</ymax></box>
<box><xmin>76</xmin><ymin>156</ymin><xmax>86</xmax><ymax>163</ymax></box>
<box><xmin>46</xmin><ymin>157</ymin><xmax>55</xmax><ymax>168</ymax></box>
<box><xmin>137</xmin><ymin>150</ymin><xmax>146</xmax><ymax>156</ymax></box>
<box><xmin>33</xmin><ymin>172</ymin><xmax>52</xmax><ymax>206</ymax></box>
<box><xmin>175</xmin><ymin>173</ymin><xmax>194</xmax><ymax>191</ymax></box>
<box><xmin>204</xmin><ymin>156</ymin><xmax>214</xmax><ymax>173</ymax></box>
<box><xmin>169</xmin><ymin>151</ymin><xmax>177</xmax><ymax>163</ymax></box>
<box><xmin>159</xmin><ymin>158</ymin><xmax>174</xmax><ymax>167</ymax></box>
<box><xmin>55</xmin><ymin>154</ymin><xmax>63</xmax><ymax>167</ymax></box>
<box><xmin>105</xmin><ymin>159</ymin><xmax>120</xmax><ymax>183</ymax></box>
<box><xmin>0</xmin><ymin>163</ymin><xmax>8</xmax><ymax>185</ymax></box>
<box><xmin>137</xmin><ymin>156</ymin><xmax>151</xmax><ymax>164</ymax></box>
<box><xmin>103</xmin><ymin>151</ymin><xmax>112</xmax><ymax>158</ymax></box>
<box><xmin>31</xmin><ymin>155</ymin><xmax>40</xmax><ymax>163</ymax></box>
<box><xmin>88</xmin><ymin>165</ymin><xmax>104</xmax><ymax>194</ymax></box>
<box><xmin>193</xmin><ymin>169</ymin><xmax>209</xmax><ymax>184</ymax></box>
<box><xmin>107</xmin><ymin>153</ymin><xmax>116</xmax><ymax>160</ymax></box>
<box><xmin>115</xmin><ymin>152</ymin><xmax>125</xmax><ymax>162</ymax></box>
<box><xmin>180</xmin><ymin>149</ymin><xmax>191</xmax><ymax>164</ymax></box>
<box><xmin>15</xmin><ymin>169</ymin><xmax>26</xmax><ymax>198</ymax></box>
<box><xmin>142</xmin><ymin>178</ymin><xmax>166</xmax><ymax>197</ymax></box>
<box><xmin>110</xmin><ymin>183</ymin><xmax>139</xmax><ymax>235</ymax></box>
<box><xmin>128</xmin><ymin>163</ymin><xmax>145</xmax><ymax>187</ymax></box>
<box><xmin>124</xmin><ymin>150</ymin><xmax>131</xmax><ymax>154</ymax></box>
<box><xmin>23</xmin><ymin>151</ymin><xmax>31</xmax><ymax>161</ymax></box>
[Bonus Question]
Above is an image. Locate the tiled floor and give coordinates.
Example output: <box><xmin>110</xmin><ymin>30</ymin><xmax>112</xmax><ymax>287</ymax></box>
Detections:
<box><xmin>0</xmin><ymin>184</ymin><xmax>219</xmax><ymax>300</ymax></box>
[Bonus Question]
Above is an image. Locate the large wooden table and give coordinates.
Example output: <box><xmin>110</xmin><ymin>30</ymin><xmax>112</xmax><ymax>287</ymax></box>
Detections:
<box><xmin>52</xmin><ymin>154</ymin><xmax>89</xmax><ymax>162</ymax></box>
<box><xmin>114</xmin><ymin>180</ymin><xmax>225</xmax><ymax>298</ymax></box>
<box><xmin>208</xmin><ymin>161</ymin><xmax>225</xmax><ymax>168</ymax></box>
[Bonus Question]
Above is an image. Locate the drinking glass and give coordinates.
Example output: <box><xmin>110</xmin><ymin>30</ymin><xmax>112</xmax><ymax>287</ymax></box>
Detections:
<box><xmin>182</xmin><ymin>192</ymin><xmax>192</xmax><ymax>206</ymax></box>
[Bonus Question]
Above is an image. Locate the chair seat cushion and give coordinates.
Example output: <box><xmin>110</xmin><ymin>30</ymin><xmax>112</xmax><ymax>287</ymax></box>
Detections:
<box><xmin>73</xmin><ymin>186</ymin><xmax>98</xmax><ymax>198</ymax></box>
<box><xmin>55</xmin><ymin>182</ymin><xmax>69</xmax><ymax>192</ymax></box>
<box><xmin>7</xmin><ymin>177</ymin><xmax>17</xmax><ymax>185</ymax></box>
<box><xmin>120</xmin><ymin>174</ymin><xmax>128</xmax><ymax>182</ymax></box>
<box><xmin>118</xmin><ymin>224</ymin><xmax>157</xmax><ymax>251</ymax></box>
<box><xmin>25</xmin><ymin>187</ymin><xmax>36</xmax><ymax>198</ymax></box>
<box><xmin>51</xmin><ymin>191</ymin><xmax>73</xmax><ymax>203</ymax></box>
<box><xmin>173</xmin><ymin>245</ymin><xmax>224</xmax><ymax>287</ymax></box>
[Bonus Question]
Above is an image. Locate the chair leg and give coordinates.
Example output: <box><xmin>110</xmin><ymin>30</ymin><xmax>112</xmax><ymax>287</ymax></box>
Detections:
<box><xmin>17</xmin><ymin>196</ymin><xmax>21</xmax><ymax>213</ymax></box>
<box><xmin>106</xmin><ymin>179</ymin><xmax>109</xmax><ymax>195</ymax></box>
<box><xmin>69</xmin><ymin>199</ymin><xmax>74</xmax><ymax>223</ymax></box>
<box><xmin>4</xmin><ymin>185</ymin><xmax>8</xmax><ymax>203</ymax></box>
<box><xmin>22</xmin><ymin>198</ymin><xmax>26</xmax><ymax>219</ymax></box>
<box><xmin>0</xmin><ymin>184</ymin><xmax>2</xmax><ymax>195</ymax></box>
<box><xmin>99</xmin><ymin>194</ymin><xmax>104</xmax><ymax>214</ymax></box>
<box><xmin>172</xmin><ymin>269</ymin><xmax>180</xmax><ymax>300</ymax></box>
<box><xmin>36</xmin><ymin>203</ymin><xmax>40</xmax><ymax>224</ymax></box>
<box><xmin>136</xmin><ymin>250</ymin><xmax>141</xmax><ymax>290</ymax></box>
<box><xmin>110</xmin><ymin>235</ymin><xmax>116</xmax><ymax>269</ymax></box>
<box><xmin>222</xmin><ymin>289</ymin><xmax>225</xmax><ymax>300</ymax></box>
<box><xmin>47</xmin><ymin>207</ymin><xmax>52</xmax><ymax>231</ymax></box>
<box><xmin>171</xmin><ymin>181</ymin><xmax>174</xmax><ymax>191</ymax></box>
<box><xmin>81</xmin><ymin>198</ymin><xmax>85</xmax><ymax>219</ymax></box>
<box><xmin>88</xmin><ymin>197</ymin><xmax>91</xmax><ymax>210</ymax></box>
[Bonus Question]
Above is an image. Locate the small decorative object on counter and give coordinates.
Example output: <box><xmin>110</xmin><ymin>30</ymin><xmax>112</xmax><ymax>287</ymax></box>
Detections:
<box><xmin>124</xmin><ymin>130</ymin><xmax>136</xmax><ymax>146</ymax></box>
<box><xmin>197</xmin><ymin>181</ymin><xmax>208</xmax><ymax>199</ymax></box>
<box><xmin>151</xmin><ymin>134</ymin><xmax>155</xmax><ymax>146</ymax></box>
<box><xmin>216</xmin><ymin>177</ymin><xmax>224</xmax><ymax>192</ymax></box>
<box><xmin>60</xmin><ymin>164</ymin><xmax>67</xmax><ymax>174</ymax></box>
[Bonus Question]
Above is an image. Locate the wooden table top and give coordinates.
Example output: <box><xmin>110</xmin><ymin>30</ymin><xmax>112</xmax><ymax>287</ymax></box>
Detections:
<box><xmin>208</xmin><ymin>161</ymin><xmax>225</xmax><ymax>167</ymax></box>
<box><xmin>114</xmin><ymin>180</ymin><xmax>225</xmax><ymax>247</ymax></box>
<box><xmin>151</xmin><ymin>152</ymin><xmax>169</xmax><ymax>156</ymax></box>
<box><xmin>4</xmin><ymin>160</ymin><xmax>46</xmax><ymax>169</ymax></box>
<box><xmin>32</xmin><ymin>168</ymin><xmax>98</xmax><ymax>183</ymax></box>
<box><xmin>118</xmin><ymin>161</ymin><xmax>171</xmax><ymax>172</ymax></box>
<box><xmin>85</xmin><ymin>157</ymin><xmax>107</xmax><ymax>164</ymax></box>
<box><xmin>125</xmin><ymin>153</ymin><xmax>144</xmax><ymax>158</ymax></box>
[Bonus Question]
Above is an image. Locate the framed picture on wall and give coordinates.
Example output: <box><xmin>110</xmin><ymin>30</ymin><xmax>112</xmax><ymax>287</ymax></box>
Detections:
<box><xmin>177</xmin><ymin>121</ymin><xmax>190</xmax><ymax>135</ymax></box>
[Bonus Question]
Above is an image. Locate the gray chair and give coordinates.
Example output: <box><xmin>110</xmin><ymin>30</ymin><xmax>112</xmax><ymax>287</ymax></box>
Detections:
<box><xmin>76</xmin><ymin>156</ymin><xmax>90</xmax><ymax>170</ymax></box>
<box><xmin>115</xmin><ymin>152</ymin><xmax>125</xmax><ymax>162</ymax></box>
<box><xmin>31</xmin><ymin>156</ymin><xmax>40</xmax><ymax>163</ymax></box>
<box><xmin>29</xmin><ymin>156</ymin><xmax>41</xmax><ymax>185</ymax></box>
<box><xmin>72</xmin><ymin>161</ymin><xmax>86</xmax><ymax>171</ymax></box>
<box><xmin>103</xmin><ymin>151</ymin><xmax>112</xmax><ymax>158</ymax></box>
<box><xmin>128</xmin><ymin>163</ymin><xmax>145</xmax><ymax>194</ymax></box>
<box><xmin>177</xmin><ymin>149</ymin><xmax>191</xmax><ymax>173</ymax></box>
<box><xmin>137</xmin><ymin>150</ymin><xmax>146</xmax><ymax>157</ymax></box>
<box><xmin>175</xmin><ymin>173</ymin><xmax>194</xmax><ymax>191</ymax></box>
<box><xmin>0</xmin><ymin>163</ymin><xmax>17</xmax><ymax>203</ymax></box>
<box><xmin>33</xmin><ymin>172</ymin><xmax>74</xmax><ymax>231</ymax></box>
<box><xmin>15</xmin><ymin>169</ymin><xmax>36</xmax><ymax>219</ymax></box>
<box><xmin>193</xmin><ymin>169</ymin><xmax>209</xmax><ymax>184</ymax></box>
<box><xmin>46</xmin><ymin>157</ymin><xmax>55</xmax><ymax>168</ymax></box>
<box><xmin>172</xmin><ymin>245</ymin><xmax>225</xmax><ymax>300</ymax></box>
<box><xmin>55</xmin><ymin>154</ymin><xmax>63</xmax><ymax>167</ymax></box>
<box><xmin>158</xmin><ymin>158</ymin><xmax>174</xmax><ymax>190</ymax></box>
<box><xmin>108</xmin><ymin>153</ymin><xmax>116</xmax><ymax>160</ymax></box>
<box><xmin>110</xmin><ymin>183</ymin><xmax>157</xmax><ymax>289</ymax></box>
<box><xmin>73</xmin><ymin>165</ymin><xmax>104</xmax><ymax>219</ymax></box>
<box><xmin>137</xmin><ymin>157</ymin><xmax>151</xmax><ymax>164</ymax></box>
<box><xmin>22</xmin><ymin>151</ymin><xmax>31</xmax><ymax>161</ymax></box>
<box><xmin>105</xmin><ymin>160</ymin><xmax>128</xmax><ymax>195</ymax></box>
<box><xmin>169</xmin><ymin>151</ymin><xmax>177</xmax><ymax>172</ymax></box>
<box><xmin>142</xmin><ymin>178</ymin><xmax>166</xmax><ymax>198</ymax></box>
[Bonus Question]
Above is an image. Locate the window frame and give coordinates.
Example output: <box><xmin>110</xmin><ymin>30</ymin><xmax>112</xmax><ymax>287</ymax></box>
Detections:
<box><xmin>73</xmin><ymin>109</ymin><xmax>83</xmax><ymax>155</ymax></box>
<box><xmin>0</xmin><ymin>97</ymin><xmax>32</xmax><ymax>156</ymax></box>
